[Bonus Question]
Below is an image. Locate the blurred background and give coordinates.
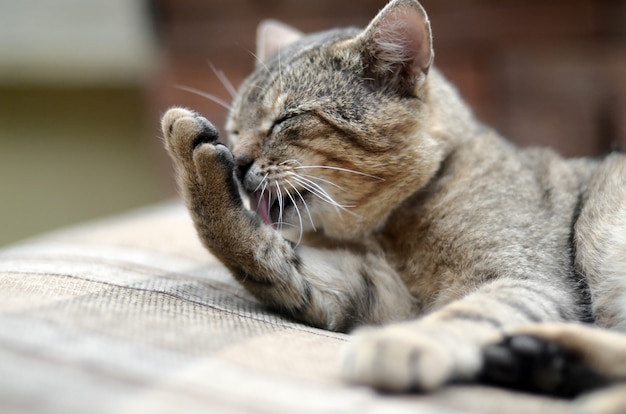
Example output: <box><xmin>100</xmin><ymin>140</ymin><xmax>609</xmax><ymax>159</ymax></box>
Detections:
<box><xmin>1</xmin><ymin>0</ymin><xmax>624</xmax><ymax>246</ymax></box>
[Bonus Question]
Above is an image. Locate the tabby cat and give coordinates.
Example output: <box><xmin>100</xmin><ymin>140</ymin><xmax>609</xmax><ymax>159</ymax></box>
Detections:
<box><xmin>161</xmin><ymin>0</ymin><xmax>626</xmax><ymax>410</ymax></box>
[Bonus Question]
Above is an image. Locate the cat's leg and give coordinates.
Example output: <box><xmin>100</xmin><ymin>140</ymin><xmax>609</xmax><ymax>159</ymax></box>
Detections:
<box><xmin>342</xmin><ymin>276</ymin><xmax>579</xmax><ymax>392</ymax></box>
<box><xmin>161</xmin><ymin>107</ymin><xmax>414</xmax><ymax>331</ymax></box>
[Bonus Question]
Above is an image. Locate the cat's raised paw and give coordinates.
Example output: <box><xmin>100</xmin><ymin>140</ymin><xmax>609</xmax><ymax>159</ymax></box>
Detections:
<box><xmin>161</xmin><ymin>107</ymin><xmax>220</xmax><ymax>163</ymax></box>
<box><xmin>161</xmin><ymin>107</ymin><xmax>236</xmax><ymax>178</ymax></box>
<box><xmin>161</xmin><ymin>106</ymin><xmax>243</xmax><ymax>212</ymax></box>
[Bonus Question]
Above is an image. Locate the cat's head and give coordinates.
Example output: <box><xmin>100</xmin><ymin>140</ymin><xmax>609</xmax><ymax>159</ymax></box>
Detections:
<box><xmin>227</xmin><ymin>0</ymin><xmax>449</xmax><ymax>240</ymax></box>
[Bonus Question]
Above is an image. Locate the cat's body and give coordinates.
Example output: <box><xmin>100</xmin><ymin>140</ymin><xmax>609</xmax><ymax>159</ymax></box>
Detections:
<box><xmin>161</xmin><ymin>0</ymin><xmax>626</xmax><ymax>410</ymax></box>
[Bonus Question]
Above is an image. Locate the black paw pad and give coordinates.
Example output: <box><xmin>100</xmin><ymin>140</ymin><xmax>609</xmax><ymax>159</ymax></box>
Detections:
<box><xmin>480</xmin><ymin>335</ymin><xmax>611</xmax><ymax>397</ymax></box>
<box><xmin>192</xmin><ymin>118</ymin><xmax>220</xmax><ymax>149</ymax></box>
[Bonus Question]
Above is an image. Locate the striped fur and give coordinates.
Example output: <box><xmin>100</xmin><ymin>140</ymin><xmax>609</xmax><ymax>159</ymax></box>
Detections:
<box><xmin>162</xmin><ymin>0</ymin><xmax>626</xmax><ymax>407</ymax></box>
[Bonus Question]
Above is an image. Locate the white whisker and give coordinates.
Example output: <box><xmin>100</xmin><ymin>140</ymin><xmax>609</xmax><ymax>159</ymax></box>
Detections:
<box><xmin>256</xmin><ymin>181</ymin><xmax>269</xmax><ymax>212</ymax></box>
<box><xmin>248</xmin><ymin>50</ymin><xmax>271</xmax><ymax>76</ymax></box>
<box><xmin>278</xmin><ymin>47</ymin><xmax>284</xmax><ymax>91</ymax></box>
<box><xmin>251</xmin><ymin>158</ymin><xmax>367</xmax><ymax>231</ymax></box>
<box><xmin>285</xmin><ymin>188</ymin><xmax>304</xmax><ymax>246</ymax></box>
<box><xmin>271</xmin><ymin>221</ymin><xmax>296</xmax><ymax>229</ymax></box>
<box><xmin>291</xmin><ymin>175</ymin><xmax>339</xmax><ymax>204</ymax></box>
<box><xmin>297</xmin><ymin>173</ymin><xmax>345</xmax><ymax>191</ymax></box>
<box><xmin>176</xmin><ymin>85</ymin><xmax>232</xmax><ymax>111</ymax></box>
<box><xmin>286</xmin><ymin>180</ymin><xmax>317</xmax><ymax>232</ymax></box>
<box><xmin>274</xmin><ymin>182</ymin><xmax>284</xmax><ymax>230</ymax></box>
<box><xmin>253</xmin><ymin>173</ymin><xmax>269</xmax><ymax>193</ymax></box>
<box><xmin>208</xmin><ymin>62</ymin><xmax>237</xmax><ymax>99</ymax></box>
<box><xmin>280</xmin><ymin>159</ymin><xmax>303</xmax><ymax>167</ymax></box>
<box><xmin>294</xmin><ymin>165</ymin><xmax>384</xmax><ymax>181</ymax></box>
<box><xmin>248</xmin><ymin>83</ymin><xmax>267</xmax><ymax>93</ymax></box>
<box><xmin>291</xmin><ymin>175</ymin><xmax>358</xmax><ymax>217</ymax></box>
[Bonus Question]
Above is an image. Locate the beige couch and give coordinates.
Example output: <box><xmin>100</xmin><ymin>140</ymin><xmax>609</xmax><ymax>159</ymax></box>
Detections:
<box><xmin>0</xmin><ymin>202</ymin><xmax>572</xmax><ymax>413</ymax></box>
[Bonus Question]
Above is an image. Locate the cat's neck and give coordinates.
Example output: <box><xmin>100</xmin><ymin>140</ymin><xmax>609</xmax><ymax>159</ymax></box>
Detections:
<box><xmin>313</xmin><ymin>69</ymin><xmax>485</xmax><ymax>241</ymax></box>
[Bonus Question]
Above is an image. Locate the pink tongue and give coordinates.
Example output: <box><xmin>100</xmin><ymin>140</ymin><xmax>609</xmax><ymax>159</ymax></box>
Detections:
<box><xmin>249</xmin><ymin>191</ymin><xmax>274</xmax><ymax>227</ymax></box>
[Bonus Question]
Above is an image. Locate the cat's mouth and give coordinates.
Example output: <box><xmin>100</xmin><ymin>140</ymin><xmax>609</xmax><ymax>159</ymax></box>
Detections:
<box><xmin>248</xmin><ymin>190</ymin><xmax>293</xmax><ymax>229</ymax></box>
<box><xmin>249</xmin><ymin>191</ymin><xmax>273</xmax><ymax>227</ymax></box>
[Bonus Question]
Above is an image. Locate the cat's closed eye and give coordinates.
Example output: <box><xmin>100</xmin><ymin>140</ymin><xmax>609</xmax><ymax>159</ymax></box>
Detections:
<box><xmin>269</xmin><ymin>113</ymin><xmax>300</xmax><ymax>136</ymax></box>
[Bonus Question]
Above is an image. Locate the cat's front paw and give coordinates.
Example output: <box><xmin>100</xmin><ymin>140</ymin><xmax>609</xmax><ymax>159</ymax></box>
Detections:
<box><xmin>481</xmin><ymin>325</ymin><xmax>617</xmax><ymax>397</ymax></box>
<box><xmin>342</xmin><ymin>325</ymin><xmax>481</xmax><ymax>392</ymax></box>
<box><xmin>162</xmin><ymin>107</ymin><xmax>220</xmax><ymax>163</ymax></box>
<box><xmin>161</xmin><ymin>107</ymin><xmax>237</xmax><ymax>192</ymax></box>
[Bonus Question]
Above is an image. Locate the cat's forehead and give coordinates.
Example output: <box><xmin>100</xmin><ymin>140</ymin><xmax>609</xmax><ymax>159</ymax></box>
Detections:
<box><xmin>277</xmin><ymin>27</ymin><xmax>361</xmax><ymax>64</ymax></box>
<box><xmin>230</xmin><ymin>27</ymin><xmax>363</xmax><ymax>130</ymax></box>
<box><xmin>258</xmin><ymin>28</ymin><xmax>359</xmax><ymax>88</ymax></box>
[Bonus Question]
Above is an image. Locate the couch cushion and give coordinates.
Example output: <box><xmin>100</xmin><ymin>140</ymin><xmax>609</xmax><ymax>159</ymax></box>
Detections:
<box><xmin>0</xmin><ymin>202</ymin><xmax>571</xmax><ymax>413</ymax></box>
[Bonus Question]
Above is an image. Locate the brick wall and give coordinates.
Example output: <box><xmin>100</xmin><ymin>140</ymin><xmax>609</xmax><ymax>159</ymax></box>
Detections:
<box><xmin>152</xmin><ymin>0</ymin><xmax>626</xmax><ymax>157</ymax></box>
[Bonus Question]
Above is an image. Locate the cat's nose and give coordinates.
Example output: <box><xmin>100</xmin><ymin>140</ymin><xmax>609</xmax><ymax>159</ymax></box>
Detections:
<box><xmin>235</xmin><ymin>155</ymin><xmax>253</xmax><ymax>180</ymax></box>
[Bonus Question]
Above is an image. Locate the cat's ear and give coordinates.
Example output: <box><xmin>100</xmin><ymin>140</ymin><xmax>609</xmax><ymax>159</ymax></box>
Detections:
<box><xmin>256</xmin><ymin>20</ymin><xmax>303</xmax><ymax>62</ymax></box>
<box><xmin>357</xmin><ymin>0</ymin><xmax>433</xmax><ymax>96</ymax></box>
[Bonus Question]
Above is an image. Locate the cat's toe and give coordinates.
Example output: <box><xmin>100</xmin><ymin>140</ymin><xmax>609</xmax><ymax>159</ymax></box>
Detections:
<box><xmin>161</xmin><ymin>107</ymin><xmax>220</xmax><ymax>163</ymax></box>
<box><xmin>480</xmin><ymin>334</ymin><xmax>611</xmax><ymax>397</ymax></box>
<box><xmin>193</xmin><ymin>142</ymin><xmax>236</xmax><ymax>177</ymax></box>
<box><xmin>342</xmin><ymin>327</ymin><xmax>455</xmax><ymax>392</ymax></box>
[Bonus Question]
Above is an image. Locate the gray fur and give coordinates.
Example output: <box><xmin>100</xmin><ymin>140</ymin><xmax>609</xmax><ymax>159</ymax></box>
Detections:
<box><xmin>161</xmin><ymin>0</ymin><xmax>626</xmax><ymax>408</ymax></box>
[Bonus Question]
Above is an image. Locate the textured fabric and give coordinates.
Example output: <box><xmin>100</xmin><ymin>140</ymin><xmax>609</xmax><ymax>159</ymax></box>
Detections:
<box><xmin>0</xmin><ymin>202</ymin><xmax>571</xmax><ymax>414</ymax></box>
